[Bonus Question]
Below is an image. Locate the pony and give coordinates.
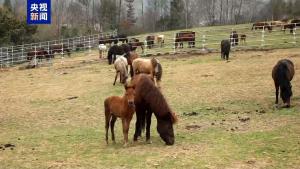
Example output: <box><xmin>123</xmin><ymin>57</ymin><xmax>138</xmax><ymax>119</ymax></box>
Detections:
<box><xmin>98</xmin><ymin>44</ymin><xmax>107</xmax><ymax>59</ymax></box>
<box><xmin>271</xmin><ymin>21</ymin><xmax>285</xmax><ymax>28</ymax></box>
<box><xmin>125</xmin><ymin>52</ymin><xmax>139</xmax><ymax>77</ymax></box>
<box><xmin>113</xmin><ymin>55</ymin><xmax>128</xmax><ymax>85</ymax></box>
<box><xmin>146</xmin><ymin>35</ymin><xmax>155</xmax><ymax>49</ymax></box>
<box><xmin>116</xmin><ymin>34</ymin><xmax>129</xmax><ymax>43</ymax></box>
<box><xmin>221</xmin><ymin>40</ymin><xmax>231</xmax><ymax>61</ymax></box>
<box><xmin>175</xmin><ymin>31</ymin><xmax>195</xmax><ymax>48</ymax></box>
<box><xmin>282</xmin><ymin>23</ymin><xmax>296</xmax><ymax>34</ymax></box>
<box><xmin>129</xmin><ymin>38</ymin><xmax>145</xmax><ymax>52</ymax></box>
<box><xmin>252</xmin><ymin>22</ymin><xmax>272</xmax><ymax>32</ymax></box>
<box><xmin>99</xmin><ymin>35</ymin><xmax>118</xmax><ymax>46</ymax></box>
<box><xmin>157</xmin><ymin>35</ymin><xmax>165</xmax><ymax>48</ymax></box>
<box><xmin>230</xmin><ymin>31</ymin><xmax>239</xmax><ymax>46</ymax></box>
<box><xmin>240</xmin><ymin>34</ymin><xmax>246</xmax><ymax>45</ymax></box>
<box><xmin>49</xmin><ymin>44</ymin><xmax>71</xmax><ymax>57</ymax></box>
<box><xmin>107</xmin><ymin>44</ymin><xmax>131</xmax><ymax>65</ymax></box>
<box><xmin>130</xmin><ymin>74</ymin><xmax>177</xmax><ymax>145</ymax></box>
<box><xmin>272</xmin><ymin>59</ymin><xmax>295</xmax><ymax>108</ymax></box>
<box><xmin>27</xmin><ymin>47</ymin><xmax>53</xmax><ymax>61</ymax></box>
<box><xmin>104</xmin><ymin>84</ymin><xmax>135</xmax><ymax>146</ymax></box>
<box><xmin>132</xmin><ymin>57</ymin><xmax>162</xmax><ymax>87</ymax></box>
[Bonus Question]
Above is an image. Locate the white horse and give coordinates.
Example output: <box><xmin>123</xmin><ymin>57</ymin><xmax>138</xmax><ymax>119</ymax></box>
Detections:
<box><xmin>99</xmin><ymin>44</ymin><xmax>107</xmax><ymax>59</ymax></box>
<box><xmin>113</xmin><ymin>55</ymin><xmax>128</xmax><ymax>85</ymax></box>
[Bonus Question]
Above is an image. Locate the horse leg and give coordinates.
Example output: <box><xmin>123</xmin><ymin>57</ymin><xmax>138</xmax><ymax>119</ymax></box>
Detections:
<box><xmin>113</xmin><ymin>71</ymin><xmax>119</xmax><ymax>85</ymax></box>
<box><xmin>146</xmin><ymin>111</ymin><xmax>152</xmax><ymax>144</ymax></box>
<box><xmin>105</xmin><ymin>113</ymin><xmax>111</xmax><ymax>144</ymax></box>
<box><xmin>119</xmin><ymin>72</ymin><xmax>122</xmax><ymax>83</ymax></box>
<box><xmin>275</xmin><ymin>83</ymin><xmax>279</xmax><ymax>105</ymax></box>
<box><xmin>122</xmin><ymin>118</ymin><xmax>129</xmax><ymax>147</ymax></box>
<box><xmin>133</xmin><ymin>105</ymin><xmax>144</xmax><ymax>141</ymax></box>
<box><xmin>110</xmin><ymin>115</ymin><xmax>117</xmax><ymax>144</ymax></box>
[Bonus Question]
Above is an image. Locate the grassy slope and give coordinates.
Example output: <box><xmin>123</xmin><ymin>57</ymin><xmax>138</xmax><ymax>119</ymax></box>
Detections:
<box><xmin>0</xmin><ymin>47</ymin><xmax>300</xmax><ymax>169</ymax></box>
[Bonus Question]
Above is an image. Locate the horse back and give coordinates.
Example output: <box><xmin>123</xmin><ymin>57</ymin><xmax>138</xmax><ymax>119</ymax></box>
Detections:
<box><xmin>272</xmin><ymin>59</ymin><xmax>295</xmax><ymax>83</ymax></box>
<box><xmin>105</xmin><ymin>96</ymin><xmax>126</xmax><ymax>117</ymax></box>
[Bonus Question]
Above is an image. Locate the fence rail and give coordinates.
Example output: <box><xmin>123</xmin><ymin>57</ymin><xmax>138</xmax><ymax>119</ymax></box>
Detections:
<box><xmin>0</xmin><ymin>30</ymin><xmax>117</xmax><ymax>68</ymax></box>
<box><xmin>0</xmin><ymin>24</ymin><xmax>299</xmax><ymax>68</ymax></box>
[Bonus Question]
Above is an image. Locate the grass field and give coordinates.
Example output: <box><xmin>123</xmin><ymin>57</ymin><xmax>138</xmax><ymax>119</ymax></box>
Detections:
<box><xmin>0</xmin><ymin>46</ymin><xmax>300</xmax><ymax>169</ymax></box>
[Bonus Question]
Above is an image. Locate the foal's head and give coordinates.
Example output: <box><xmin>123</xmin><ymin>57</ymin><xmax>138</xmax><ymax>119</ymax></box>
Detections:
<box><xmin>124</xmin><ymin>84</ymin><xmax>135</xmax><ymax>108</ymax></box>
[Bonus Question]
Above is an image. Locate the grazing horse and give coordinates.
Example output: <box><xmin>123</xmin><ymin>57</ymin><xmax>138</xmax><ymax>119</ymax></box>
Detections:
<box><xmin>104</xmin><ymin>84</ymin><xmax>135</xmax><ymax>146</ymax></box>
<box><xmin>175</xmin><ymin>31</ymin><xmax>195</xmax><ymax>48</ymax></box>
<box><xmin>132</xmin><ymin>57</ymin><xmax>162</xmax><ymax>87</ymax></box>
<box><xmin>146</xmin><ymin>35</ymin><xmax>155</xmax><ymax>49</ymax></box>
<box><xmin>129</xmin><ymin>38</ymin><xmax>144</xmax><ymax>52</ymax></box>
<box><xmin>230</xmin><ymin>31</ymin><xmax>239</xmax><ymax>46</ymax></box>
<box><xmin>98</xmin><ymin>44</ymin><xmax>107</xmax><ymax>59</ymax></box>
<box><xmin>272</xmin><ymin>59</ymin><xmax>295</xmax><ymax>108</ymax></box>
<box><xmin>107</xmin><ymin>44</ymin><xmax>131</xmax><ymax>65</ymax></box>
<box><xmin>252</xmin><ymin>22</ymin><xmax>272</xmax><ymax>32</ymax></box>
<box><xmin>240</xmin><ymin>34</ymin><xmax>246</xmax><ymax>44</ymax></box>
<box><xmin>221</xmin><ymin>40</ymin><xmax>231</xmax><ymax>61</ymax></box>
<box><xmin>113</xmin><ymin>55</ymin><xmax>128</xmax><ymax>85</ymax></box>
<box><xmin>50</xmin><ymin>44</ymin><xmax>71</xmax><ymax>57</ymax></box>
<box><xmin>130</xmin><ymin>74</ymin><xmax>177</xmax><ymax>145</ymax></box>
<box><xmin>271</xmin><ymin>21</ymin><xmax>285</xmax><ymax>28</ymax></box>
<box><xmin>27</xmin><ymin>48</ymin><xmax>53</xmax><ymax>61</ymax></box>
<box><xmin>157</xmin><ymin>35</ymin><xmax>165</xmax><ymax>47</ymax></box>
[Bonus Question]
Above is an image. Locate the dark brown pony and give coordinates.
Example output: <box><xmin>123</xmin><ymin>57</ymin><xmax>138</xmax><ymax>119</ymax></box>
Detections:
<box><xmin>99</xmin><ymin>35</ymin><xmax>118</xmax><ymax>46</ymax></box>
<box><xmin>131</xmin><ymin>74</ymin><xmax>177</xmax><ymax>145</ymax></box>
<box><xmin>50</xmin><ymin>44</ymin><xmax>71</xmax><ymax>57</ymax></box>
<box><xmin>230</xmin><ymin>31</ymin><xmax>239</xmax><ymax>46</ymax></box>
<box><xmin>129</xmin><ymin>38</ymin><xmax>144</xmax><ymax>52</ymax></box>
<box><xmin>107</xmin><ymin>44</ymin><xmax>131</xmax><ymax>65</ymax></box>
<box><xmin>240</xmin><ymin>34</ymin><xmax>246</xmax><ymax>44</ymax></box>
<box><xmin>175</xmin><ymin>31</ymin><xmax>195</xmax><ymax>48</ymax></box>
<box><xmin>27</xmin><ymin>48</ymin><xmax>53</xmax><ymax>61</ymax></box>
<box><xmin>146</xmin><ymin>35</ymin><xmax>155</xmax><ymax>49</ymax></box>
<box><xmin>272</xmin><ymin>59</ymin><xmax>295</xmax><ymax>108</ymax></box>
<box><xmin>252</xmin><ymin>22</ymin><xmax>272</xmax><ymax>32</ymax></box>
<box><xmin>104</xmin><ymin>84</ymin><xmax>135</xmax><ymax>146</ymax></box>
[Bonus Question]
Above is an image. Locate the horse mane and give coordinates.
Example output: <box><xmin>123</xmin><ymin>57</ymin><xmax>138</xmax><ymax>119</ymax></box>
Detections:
<box><xmin>133</xmin><ymin>74</ymin><xmax>176</xmax><ymax>124</ymax></box>
<box><xmin>276</xmin><ymin>62</ymin><xmax>290</xmax><ymax>87</ymax></box>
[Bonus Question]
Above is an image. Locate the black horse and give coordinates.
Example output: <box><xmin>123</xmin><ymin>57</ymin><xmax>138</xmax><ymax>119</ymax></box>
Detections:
<box><xmin>116</xmin><ymin>34</ymin><xmax>128</xmax><ymax>43</ymax></box>
<box><xmin>272</xmin><ymin>59</ymin><xmax>295</xmax><ymax>108</ymax></box>
<box><xmin>107</xmin><ymin>44</ymin><xmax>131</xmax><ymax>65</ymax></box>
<box><xmin>221</xmin><ymin>40</ymin><xmax>231</xmax><ymax>60</ymax></box>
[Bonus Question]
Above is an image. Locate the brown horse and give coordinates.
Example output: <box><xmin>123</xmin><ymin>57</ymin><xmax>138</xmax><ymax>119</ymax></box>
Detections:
<box><xmin>129</xmin><ymin>38</ymin><xmax>144</xmax><ymax>52</ymax></box>
<box><xmin>240</xmin><ymin>34</ymin><xmax>246</xmax><ymax>44</ymax></box>
<box><xmin>132</xmin><ymin>57</ymin><xmax>162</xmax><ymax>87</ymax></box>
<box><xmin>27</xmin><ymin>48</ymin><xmax>53</xmax><ymax>61</ymax></box>
<box><xmin>104</xmin><ymin>84</ymin><xmax>135</xmax><ymax>146</ymax></box>
<box><xmin>130</xmin><ymin>74</ymin><xmax>177</xmax><ymax>145</ymax></box>
<box><xmin>50</xmin><ymin>44</ymin><xmax>71</xmax><ymax>57</ymax></box>
<box><xmin>252</xmin><ymin>22</ymin><xmax>272</xmax><ymax>32</ymax></box>
<box><xmin>175</xmin><ymin>31</ymin><xmax>195</xmax><ymax>48</ymax></box>
<box><xmin>230</xmin><ymin>31</ymin><xmax>239</xmax><ymax>46</ymax></box>
<box><xmin>146</xmin><ymin>35</ymin><xmax>155</xmax><ymax>49</ymax></box>
<box><xmin>113</xmin><ymin>55</ymin><xmax>128</xmax><ymax>85</ymax></box>
<box><xmin>272</xmin><ymin>59</ymin><xmax>295</xmax><ymax>108</ymax></box>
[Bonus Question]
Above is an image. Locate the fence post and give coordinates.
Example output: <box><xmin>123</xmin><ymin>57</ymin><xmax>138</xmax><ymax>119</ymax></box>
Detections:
<box><xmin>293</xmin><ymin>23</ymin><xmax>297</xmax><ymax>46</ymax></box>
<box><xmin>0</xmin><ymin>48</ymin><xmax>2</xmax><ymax>68</ymax></box>
<box><xmin>173</xmin><ymin>33</ymin><xmax>176</xmax><ymax>54</ymax></box>
<box><xmin>261</xmin><ymin>26</ymin><xmax>265</xmax><ymax>48</ymax></box>
<box><xmin>89</xmin><ymin>36</ymin><xmax>91</xmax><ymax>52</ymax></box>
<box><xmin>34</xmin><ymin>46</ymin><xmax>37</xmax><ymax>67</ymax></box>
<box><xmin>202</xmin><ymin>34</ymin><xmax>206</xmax><ymax>51</ymax></box>
<box><xmin>10</xmin><ymin>46</ymin><xmax>13</xmax><ymax>65</ymax></box>
<box><xmin>21</xmin><ymin>44</ymin><xmax>24</xmax><ymax>62</ymax></box>
<box><xmin>6</xmin><ymin>48</ymin><xmax>9</xmax><ymax>67</ymax></box>
<box><xmin>144</xmin><ymin>40</ymin><xmax>147</xmax><ymax>56</ymax></box>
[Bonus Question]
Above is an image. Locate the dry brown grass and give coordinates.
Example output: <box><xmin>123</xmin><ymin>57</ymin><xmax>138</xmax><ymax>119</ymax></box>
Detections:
<box><xmin>0</xmin><ymin>49</ymin><xmax>300</xmax><ymax>169</ymax></box>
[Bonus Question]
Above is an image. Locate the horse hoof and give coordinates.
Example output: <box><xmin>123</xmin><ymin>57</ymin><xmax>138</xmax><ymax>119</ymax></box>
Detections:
<box><xmin>274</xmin><ymin>104</ymin><xmax>279</xmax><ymax>109</ymax></box>
<box><xmin>123</xmin><ymin>143</ymin><xmax>128</xmax><ymax>147</ymax></box>
<box><xmin>146</xmin><ymin>140</ymin><xmax>152</xmax><ymax>144</ymax></box>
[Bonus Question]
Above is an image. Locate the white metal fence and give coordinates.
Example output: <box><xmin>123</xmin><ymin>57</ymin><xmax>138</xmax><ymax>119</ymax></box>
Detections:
<box><xmin>0</xmin><ymin>30</ymin><xmax>117</xmax><ymax>68</ymax></box>
<box><xmin>0</xmin><ymin>24</ymin><xmax>299</xmax><ymax>68</ymax></box>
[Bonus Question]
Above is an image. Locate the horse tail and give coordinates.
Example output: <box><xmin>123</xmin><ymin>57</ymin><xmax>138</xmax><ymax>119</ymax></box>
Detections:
<box><xmin>156</xmin><ymin>62</ymin><xmax>163</xmax><ymax>82</ymax></box>
<box><xmin>151</xmin><ymin>58</ymin><xmax>158</xmax><ymax>69</ymax></box>
<box><xmin>276</xmin><ymin>62</ymin><xmax>289</xmax><ymax>87</ymax></box>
